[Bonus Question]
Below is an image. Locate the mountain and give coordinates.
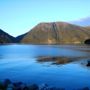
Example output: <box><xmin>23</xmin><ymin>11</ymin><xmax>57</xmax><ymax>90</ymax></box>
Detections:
<box><xmin>0</xmin><ymin>29</ymin><xmax>16</xmax><ymax>44</ymax></box>
<box><xmin>16</xmin><ymin>33</ymin><xmax>28</xmax><ymax>42</ymax></box>
<box><xmin>20</xmin><ymin>22</ymin><xmax>90</xmax><ymax>44</ymax></box>
<box><xmin>85</xmin><ymin>26</ymin><xmax>90</xmax><ymax>30</ymax></box>
<box><xmin>70</xmin><ymin>17</ymin><xmax>90</xmax><ymax>26</ymax></box>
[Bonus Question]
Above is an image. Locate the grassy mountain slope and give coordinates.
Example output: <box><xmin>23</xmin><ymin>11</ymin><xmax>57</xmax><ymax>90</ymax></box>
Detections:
<box><xmin>21</xmin><ymin>22</ymin><xmax>90</xmax><ymax>44</ymax></box>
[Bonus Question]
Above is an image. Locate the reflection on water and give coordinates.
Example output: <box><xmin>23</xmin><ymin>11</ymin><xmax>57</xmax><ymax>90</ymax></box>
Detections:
<box><xmin>37</xmin><ymin>56</ymin><xmax>90</xmax><ymax>65</ymax></box>
<box><xmin>0</xmin><ymin>45</ymin><xmax>90</xmax><ymax>90</ymax></box>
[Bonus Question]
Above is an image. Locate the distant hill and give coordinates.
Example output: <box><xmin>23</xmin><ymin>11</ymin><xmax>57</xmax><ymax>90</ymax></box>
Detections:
<box><xmin>0</xmin><ymin>29</ymin><xmax>16</xmax><ymax>44</ymax></box>
<box><xmin>16</xmin><ymin>33</ymin><xmax>28</xmax><ymax>42</ymax></box>
<box><xmin>20</xmin><ymin>22</ymin><xmax>90</xmax><ymax>44</ymax></box>
<box><xmin>85</xmin><ymin>26</ymin><xmax>90</xmax><ymax>30</ymax></box>
<box><xmin>70</xmin><ymin>17</ymin><xmax>90</xmax><ymax>26</ymax></box>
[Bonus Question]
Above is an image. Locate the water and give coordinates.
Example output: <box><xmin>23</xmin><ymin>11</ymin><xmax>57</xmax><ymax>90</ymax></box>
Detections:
<box><xmin>0</xmin><ymin>44</ymin><xmax>90</xmax><ymax>90</ymax></box>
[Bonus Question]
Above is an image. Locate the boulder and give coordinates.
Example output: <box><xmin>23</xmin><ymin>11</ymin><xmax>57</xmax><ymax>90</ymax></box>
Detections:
<box><xmin>29</xmin><ymin>84</ymin><xmax>39</xmax><ymax>90</ymax></box>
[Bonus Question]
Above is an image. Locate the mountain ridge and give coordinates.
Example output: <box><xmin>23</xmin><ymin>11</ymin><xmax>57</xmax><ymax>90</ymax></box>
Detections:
<box><xmin>21</xmin><ymin>22</ymin><xmax>90</xmax><ymax>44</ymax></box>
<box><xmin>0</xmin><ymin>21</ymin><xmax>90</xmax><ymax>44</ymax></box>
<box><xmin>0</xmin><ymin>29</ymin><xmax>16</xmax><ymax>44</ymax></box>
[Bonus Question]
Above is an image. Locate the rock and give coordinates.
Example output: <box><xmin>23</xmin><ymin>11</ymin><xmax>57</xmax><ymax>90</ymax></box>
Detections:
<box><xmin>23</xmin><ymin>86</ymin><xmax>29</xmax><ymax>90</ymax></box>
<box><xmin>7</xmin><ymin>87</ymin><xmax>13</xmax><ymax>90</ymax></box>
<box><xmin>13</xmin><ymin>82</ymin><xmax>24</xmax><ymax>90</ymax></box>
<box><xmin>39</xmin><ymin>84</ymin><xmax>48</xmax><ymax>90</ymax></box>
<box><xmin>39</xmin><ymin>84</ymin><xmax>65</xmax><ymax>90</ymax></box>
<box><xmin>0</xmin><ymin>82</ymin><xmax>5</xmax><ymax>90</ymax></box>
<box><xmin>49</xmin><ymin>87</ymin><xmax>65</xmax><ymax>90</ymax></box>
<box><xmin>7</xmin><ymin>83</ymin><xmax>14</xmax><ymax>90</ymax></box>
<box><xmin>13</xmin><ymin>82</ymin><xmax>23</xmax><ymax>87</ymax></box>
<box><xmin>29</xmin><ymin>84</ymin><xmax>39</xmax><ymax>90</ymax></box>
<box><xmin>3</xmin><ymin>79</ymin><xmax>11</xmax><ymax>89</ymax></box>
<box><xmin>87</xmin><ymin>61</ymin><xmax>90</xmax><ymax>66</ymax></box>
<box><xmin>81</xmin><ymin>87</ymin><xmax>90</xmax><ymax>90</ymax></box>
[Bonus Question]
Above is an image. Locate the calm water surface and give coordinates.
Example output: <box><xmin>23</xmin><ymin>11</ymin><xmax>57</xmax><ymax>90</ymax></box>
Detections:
<box><xmin>0</xmin><ymin>44</ymin><xmax>90</xmax><ymax>90</ymax></box>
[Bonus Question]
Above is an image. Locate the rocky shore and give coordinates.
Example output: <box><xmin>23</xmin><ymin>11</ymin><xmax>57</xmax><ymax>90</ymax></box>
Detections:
<box><xmin>0</xmin><ymin>79</ymin><xmax>90</xmax><ymax>90</ymax></box>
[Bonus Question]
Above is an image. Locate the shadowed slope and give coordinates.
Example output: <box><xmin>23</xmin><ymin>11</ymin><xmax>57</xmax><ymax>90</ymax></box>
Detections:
<box><xmin>0</xmin><ymin>29</ymin><xmax>16</xmax><ymax>44</ymax></box>
<box><xmin>16</xmin><ymin>33</ymin><xmax>28</xmax><ymax>42</ymax></box>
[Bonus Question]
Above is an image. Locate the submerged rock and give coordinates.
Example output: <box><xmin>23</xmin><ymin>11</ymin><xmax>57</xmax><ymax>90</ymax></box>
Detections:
<box><xmin>4</xmin><ymin>79</ymin><xmax>11</xmax><ymax>87</ymax></box>
<box><xmin>80</xmin><ymin>87</ymin><xmax>90</xmax><ymax>90</ymax></box>
<box><xmin>29</xmin><ymin>84</ymin><xmax>39</xmax><ymax>90</ymax></box>
<box><xmin>23</xmin><ymin>86</ymin><xmax>29</xmax><ymax>90</ymax></box>
<box><xmin>0</xmin><ymin>79</ymin><xmax>90</xmax><ymax>90</ymax></box>
<box><xmin>7</xmin><ymin>84</ymin><xmax>13</xmax><ymax>90</ymax></box>
<box><xmin>13</xmin><ymin>82</ymin><xmax>26</xmax><ymax>90</ymax></box>
<box><xmin>39</xmin><ymin>84</ymin><xmax>49</xmax><ymax>90</ymax></box>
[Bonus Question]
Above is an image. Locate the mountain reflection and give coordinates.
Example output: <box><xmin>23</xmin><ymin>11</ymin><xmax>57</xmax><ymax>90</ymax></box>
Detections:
<box><xmin>37</xmin><ymin>56</ymin><xmax>90</xmax><ymax>65</ymax></box>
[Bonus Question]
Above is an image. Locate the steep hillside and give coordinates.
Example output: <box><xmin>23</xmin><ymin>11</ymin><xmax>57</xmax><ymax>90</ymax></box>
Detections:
<box><xmin>0</xmin><ymin>29</ymin><xmax>16</xmax><ymax>44</ymax></box>
<box><xmin>21</xmin><ymin>22</ymin><xmax>90</xmax><ymax>44</ymax></box>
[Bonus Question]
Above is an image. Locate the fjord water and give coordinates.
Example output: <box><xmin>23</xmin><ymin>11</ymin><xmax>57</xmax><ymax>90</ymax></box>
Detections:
<box><xmin>0</xmin><ymin>45</ymin><xmax>90</xmax><ymax>89</ymax></box>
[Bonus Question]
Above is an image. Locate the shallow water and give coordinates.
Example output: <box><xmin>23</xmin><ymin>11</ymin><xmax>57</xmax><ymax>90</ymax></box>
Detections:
<box><xmin>0</xmin><ymin>44</ymin><xmax>90</xmax><ymax>90</ymax></box>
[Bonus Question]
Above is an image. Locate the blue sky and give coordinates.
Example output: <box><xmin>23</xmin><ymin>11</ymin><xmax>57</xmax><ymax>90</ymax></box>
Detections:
<box><xmin>0</xmin><ymin>0</ymin><xmax>90</xmax><ymax>36</ymax></box>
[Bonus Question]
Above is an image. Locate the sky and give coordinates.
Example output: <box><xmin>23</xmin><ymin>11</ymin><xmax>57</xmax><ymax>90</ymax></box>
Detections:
<box><xmin>0</xmin><ymin>0</ymin><xmax>90</xmax><ymax>37</ymax></box>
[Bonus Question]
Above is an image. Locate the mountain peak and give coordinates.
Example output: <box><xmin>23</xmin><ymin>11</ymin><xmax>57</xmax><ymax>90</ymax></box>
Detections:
<box><xmin>38</xmin><ymin>21</ymin><xmax>71</xmax><ymax>25</ymax></box>
<box><xmin>21</xmin><ymin>21</ymin><xmax>90</xmax><ymax>44</ymax></box>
